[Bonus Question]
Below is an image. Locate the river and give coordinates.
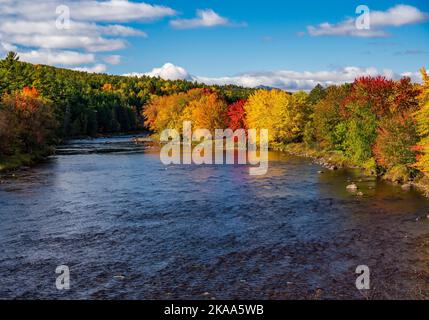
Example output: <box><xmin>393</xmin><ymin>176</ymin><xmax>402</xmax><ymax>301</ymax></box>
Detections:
<box><xmin>1</xmin><ymin>135</ymin><xmax>429</xmax><ymax>299</ymax></box>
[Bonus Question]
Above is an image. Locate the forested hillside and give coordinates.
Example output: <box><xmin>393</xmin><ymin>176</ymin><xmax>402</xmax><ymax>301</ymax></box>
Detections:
<box><xmin>0</xmin><ymin>51</ymin><xmax>254</xmax><ymax>169</ymax></box>
<box><xmin>0</xmin><ymin>52</ymin><xmax>254</xmax><ymax>137</ymax></box>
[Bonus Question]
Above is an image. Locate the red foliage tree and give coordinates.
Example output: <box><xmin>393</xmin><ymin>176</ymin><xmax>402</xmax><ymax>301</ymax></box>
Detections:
<box><xmin>392</xmin><ymin>77</ymin><xmax>420</xmax><ymax>113</ymax></box>
<box><xmin>227</xmin><ymin>99</ymin><xmax>247</xmax><ymax>130</ymax></box>
<box><xmin>341</xmin><ymin>75</ymin><xmax>420</xmax><ymax>119</ymax></box>
<box><xmin>342</xmin><ymin>76</ymin><xmax>395</xmax><ymax>118</ymax></box>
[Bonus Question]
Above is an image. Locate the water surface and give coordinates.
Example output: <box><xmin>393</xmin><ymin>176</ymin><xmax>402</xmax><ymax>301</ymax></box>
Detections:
<box><xmin>1</xmin><ymin>136</ymin><xmax>429</xmax><ymax>299</ymax></box>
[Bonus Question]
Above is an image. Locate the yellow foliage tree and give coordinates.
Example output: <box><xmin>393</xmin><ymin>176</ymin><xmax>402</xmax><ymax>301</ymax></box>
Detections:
<box><xmin>245</xmin><ymin>89</ymin><xmax>309</xmax><ymax>143</ymax></box>
<box><xmin>245</xmin><ymin>89</ymin><xmax>290</xmax><ymax>143</ymax></box>
<box><xmin>288</xmin><ymin>91</ymin><xmax>311</xmax><ymax>140</ymax></box>
<box><xmin>413</xmin><ymin>68</ymin><xmax>429</xmax><ymax>175</ymax></box>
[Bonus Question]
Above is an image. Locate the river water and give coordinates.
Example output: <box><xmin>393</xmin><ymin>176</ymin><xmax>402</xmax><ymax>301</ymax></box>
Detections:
<box><xmin>1</xmin><ymin>135</ymin><xmax>429</xmax><ymax>299</ymax></box>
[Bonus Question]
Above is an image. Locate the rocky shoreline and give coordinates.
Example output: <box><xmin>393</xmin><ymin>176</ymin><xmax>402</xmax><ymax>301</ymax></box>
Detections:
<box><xmin>273</xmin><ymin>143</ymin><xmax>429</xmax><ymax>197</ymax></box>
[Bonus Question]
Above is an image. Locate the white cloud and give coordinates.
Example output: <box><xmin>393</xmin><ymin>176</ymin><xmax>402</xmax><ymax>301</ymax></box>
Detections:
<box><xmin>9</xmin><ymin>35</ymin><xmax>127</xmax><ymax>52</ymax></box>
<box><xmin>98</xmin><ymin>24</ymin><xmax>147</xmax><ymax>37</ymax></box>
<box><xmin>73</xmin><ymin>63</ymin><xmax>107</xmax><ymax>73</ymax></box>
<box><xmin>0</xmin><ymin>0</ymin><xmax>176</xmax><ymax>22</ymax></box>
<box><xmin>125</xmin><ymin>63</ymin><xmax>424</xmax><ymax>91</ymax></box>
<box><xmin>103</xmin><ymin>55</ymin><xmax>121</xmax><ymax>65</ymax></box>
<box><xmin>0</xmin><ymin>20</ymin><xmax>146</xmax><ymax>38</ymax></box>
<box><xmin>70</xmin><ymin>0</ymin><xmax>176</xmax><ymax>22</ymax></box>
<box><xmin>170</xmin><ymin>9</ymin><xmax>232</xmax><ymax>29</ymax></box>
<box><xmin>18</xmin><ymin>49</ymin><xmax>95</xmax><ymax>65</ymax></box>
<box><xmin>0</xmin><ymin>42</ymin><xmax>17</xmax><ymax>55</ymax></box>
<box><xmin>370</xmin><ymin>5</ymin><xmax>427</xmax><ymax>26</ymax></box>
<box><xmin>307</xmin><ymin>20</ymin><xmax>389</xmax><ymax>38</ymax></box>
<box><xmin>0</xmin><ymin>0</ymin><xmax>173</xmax><ymax>69</ymax></box>
<box><xmin>306</xmin><ymin>4</ymin><xmax>428</xmax><ymax>37</ymax></box>
<box><xmin>125</xmin><ymin>63</ymin><xmax>191</xmax><ymax>80</ymax></box>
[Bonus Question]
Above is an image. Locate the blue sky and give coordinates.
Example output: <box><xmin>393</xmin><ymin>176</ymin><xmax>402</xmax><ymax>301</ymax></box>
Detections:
<box><xmin>1</xmin><ymin>0</ymin><xmax>428</xmax><ymax>90</ymax></box>
<box><xmin>120</xmin><ymin>0</ymin><xmax>429</xmax><ymax>76</ymax></box>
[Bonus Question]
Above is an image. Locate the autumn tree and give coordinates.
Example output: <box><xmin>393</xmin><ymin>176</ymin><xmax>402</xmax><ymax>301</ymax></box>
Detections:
<box><xmin>342</xmin><ymin>76</ymin><xmax>395</xmax><ymax>118</ymax></box>
<box><xmin>0</xmin><ymin>87</ymin><xmax>57</xmax><ymax>156</ymax></box>
<box><xmin>413</xmin><ymin>68</ymin><xmax>429</xmax><ymax>175</ymax></box>
<box><xmin>313</xmin><ymin>84</ymin><xmax>350</xmax><ymax>150</ymax></box>
<box><xmin>245</xmin><ymin>89</ymin><xmax>292</xmax><ymax>143</ymax></box>
<box><xmin>373</xmin><ymin>114</ymin><xmax>418</xmax><ymax>181</ymax></box>
<box><xmin>143</xmin><ymin>92</ymin><xmax>190</xmax><ymax>133</ymax></box>
<box><xmin>143</xmin><ymin>88</ymin><xmax>229</xmax><ymax>134</ymax></box>
<box><xmin>182</xmin><ymin>89</ymin><xmax>228</xmax><ymax>132</ymax></box>
<box><xmin>227</xmin><ymin>99</ymin><xmax>247</xmax><ymax>130</ymax></box>
<box><xmin>307</xmin><ymin>84</ymin><xmax>326</xmax><ymax>106</ymax></box>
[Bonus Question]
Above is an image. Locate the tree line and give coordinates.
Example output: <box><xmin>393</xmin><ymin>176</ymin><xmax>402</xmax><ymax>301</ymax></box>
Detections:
<box><xmin>145</xmin><ymin>69</ymin><xmax>429</xmax><ymax>185</ymax></box>
<box><xmin>2</xmin><ymin>50</ymin><xmax>429</xmax><ymax>186</ymax></box>
<box><xmin>0</xmin><ymin>52</ymin><xmax>253</xmax><ymax>168</ymax></box>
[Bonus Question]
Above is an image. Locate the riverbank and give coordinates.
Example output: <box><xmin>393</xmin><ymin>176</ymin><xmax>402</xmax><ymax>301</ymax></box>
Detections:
<box><xmin>273</xmin><ymin>143</ymin><xmax>356</xmax><ymax>171</ymax></box>
<box><xmin>0</xmin><ymin>132</ymin><xmax>150</xmax><ymax>173</ymax></box>
<box><xmin>274</xmin><ymin>142</ymin><xmax>429</xmax><ymax>197</ymax></box>
<box><xmin>0</xmin><ymin>149</ymin><xmax>54</xmax><ymax>173</ymax></box>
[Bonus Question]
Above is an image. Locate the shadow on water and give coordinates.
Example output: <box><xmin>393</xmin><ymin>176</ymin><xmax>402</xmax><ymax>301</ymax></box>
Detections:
<box><xmin>1</xmin><ymin>136</ymin><xmax>429</xmax><ymax>299</ymax></box>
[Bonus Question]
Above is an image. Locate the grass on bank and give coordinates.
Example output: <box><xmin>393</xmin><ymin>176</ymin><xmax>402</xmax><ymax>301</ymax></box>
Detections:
<box><xmin>0</xmin><ymin>148</ymin><xmax>54</xmax><ymax>172</ymax></box>
<box><xmin>275</xmin><ymin>142</ymin><xmax>429</xmax><ymax>196</ymax></box>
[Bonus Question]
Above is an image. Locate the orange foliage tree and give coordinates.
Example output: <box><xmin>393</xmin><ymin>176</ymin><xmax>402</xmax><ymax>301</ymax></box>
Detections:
<box><xmin>373</xmin><ymin>113</ymin><xmax>418</xmax><ymax>180</ymax></box>
<box><xmin>0</xmin><ymin>87</ymin><xmax>57</xmax><ymax>155</ymax></box>
<box><xmin>182</xmin><ymin>90</ymin><xmax>228</xmax><ymax>132</ymax></box>
<box><xmin>143</xmin><ymin>88</ymin><xmax>228</xmax><ymax>134</ymax></box>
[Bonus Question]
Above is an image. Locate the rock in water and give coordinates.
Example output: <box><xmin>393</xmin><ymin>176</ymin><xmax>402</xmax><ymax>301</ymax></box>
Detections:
<box><xmin>346</xmin><ymin>183</ymin><xmax>358</xmax><ymax>191</ymax></box>
<box><xmin>401</xmin><ymin>183</ymin><xmax>412</xmax><ymax>190</ymax></box>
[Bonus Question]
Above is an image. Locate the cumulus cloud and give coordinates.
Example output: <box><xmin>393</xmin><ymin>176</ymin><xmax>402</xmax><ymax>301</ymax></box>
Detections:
<box><xmin>73</xmin><ymin>63</ymin><xmax>107</xmax><ymax>73</ymax></box>
<box><xmin>306</xmin><ymin>4</ymin><xmax>428</xmax><ymax>37</ymax></box>
<box><xmin>0</xmin><ymin>42</ymin><xmax>17</xmax><ymax>55</ymax></box>
<box><xmin>170</xmin><ymin>9</ymin><xmax>236</xmax><ymax>29</ymax></box>
<box><xmin>193</xmin><ymin>67</ymin><xmax>398</xmax><ymax>91</ymax></box>
<box><xmin>125</xmin><ymin>63</ymin><xmax>424</xmax><ymax>91</ymax></box>
<box><xmin>0</xmin><ymin>20</ymin><xmax>146</xmax><ymax>38</ymax></box>
<box><xmin>103</xmin><ymin>55</ymin><xmax>121</xmax><ymax>65</ymax></box>
<box><xmin>18</xmin><ymin>50</ymin><xmax>95</xmax><ymax>65</ymax></box>
<box><xmin>370</xmin><ymin>5</ymin><xmax>427</xmax><ymax>26</ymax></box>
<box><xmin>9</xmin><ymin>35</ymin><xmax>127</xmax><ymax>52</ymax></box>
<box><xmin>0</xmin><ymin>0</ymin><xmax>176</xmax><ymax>22</ymax></box>
<box><xmin>69</xmin><ymin>1</ymin><xmax>176</xmax><ymax>22</ymax></box>
<box><xmin>307</xmin><ymin>21</ymin><xmax>389</xmax><ymax>38</ymax></box>
<box><xmin>125</xmin><ymin>63</ymin><xmax>191</xmax><ymax>80</ymax></box>
<box><xmin>0</xmin><ymin>0</ymin><xmax>173</xmax><ymax>67</ymax></box>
